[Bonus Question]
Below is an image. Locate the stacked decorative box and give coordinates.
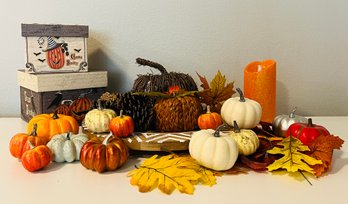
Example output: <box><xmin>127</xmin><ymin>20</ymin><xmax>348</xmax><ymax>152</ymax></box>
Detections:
<box><xmin>17</xmin><ymin>23</ymin><xmax>107</xmax><ymax>122</ymax></box>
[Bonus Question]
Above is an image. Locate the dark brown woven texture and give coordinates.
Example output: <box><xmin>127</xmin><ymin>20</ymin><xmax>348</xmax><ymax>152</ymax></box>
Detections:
<box><xmin>132</xmin><ymin>58</ymin><xmax>198</xmax><ymax>93</ymax></box>
<box><xmin>153</xmin><ymin>95</ymin><xmax>202</xmax><ymax>132</ymax></box>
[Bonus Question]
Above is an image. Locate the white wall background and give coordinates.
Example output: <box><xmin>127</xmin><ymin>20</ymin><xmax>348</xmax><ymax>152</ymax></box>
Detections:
<box><xmin>1</xmin><ymin>0</ymin><xmax>347</xmax><ymax>117</ymax></box>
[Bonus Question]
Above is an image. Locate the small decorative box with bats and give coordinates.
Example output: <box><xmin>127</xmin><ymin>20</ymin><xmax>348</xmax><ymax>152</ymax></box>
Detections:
<box><xmin>17</xmin><ymin>70</ymin><xmax>107</xmax><ymax>122</ymax></box>
<box><xmin>22</xmin><ymin>23</ymin><xmax>88</xmax><ymax>73</ymax></box>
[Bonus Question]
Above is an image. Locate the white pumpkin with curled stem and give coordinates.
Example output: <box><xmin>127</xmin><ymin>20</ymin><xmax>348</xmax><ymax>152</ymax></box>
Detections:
<box><xmin>47</xmin><ymin>132</ymin><xmax>89</xmax><ymax>162</ymax></box>
<box><xmin>272</xmin><ymin>107</ymin><xmax>308</xmax><ymax>137</ymax></box>
<box><xmin>229</xmin><ymin>121</ymin><xmax>259</xmax><ymax>156</ymax></box>
<box><xmin>84</xmin><ymin>100</ymin><xmax>116</xmax><ymax>133</ymax></box>
<box><xmin>189</xmin><ymin>124</ymin><xmax>239</xmax><ymax>171</ymax></box>
<box><xmin>221</xmin><ymin>88</ymin><xmax>262</xmax><ymax>129</ymax></box>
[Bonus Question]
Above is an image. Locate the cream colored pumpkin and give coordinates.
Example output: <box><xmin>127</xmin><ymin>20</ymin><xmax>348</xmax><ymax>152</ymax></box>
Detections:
<box><xmin>189</xmin><ymin>127</ymin><xmax>239</xmax><ymax>171</ymax></box>
<box><xmin>84</xmin><ymin>107</ymin><xmax>116</xmax><ymax>133</ymax></box>
<box><xmin>221</xmin><ymin>88</ymin><xmax>262</xmax><ymax>129</ymax></box>
<box><xmin>229</xmin><ymin>121</ymin><xmax>259</xmax><ymax>156</ymax></box>
<box><xmin>47</xmin><ymin>132</ymin><xmax>89</xmax><ymax>162</ymax></box>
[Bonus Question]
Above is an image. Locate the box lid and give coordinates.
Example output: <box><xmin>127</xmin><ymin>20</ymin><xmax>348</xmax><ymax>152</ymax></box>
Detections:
<box><xmin>17</xmin><ymin>70</ymin><xmax>107</xmax><ymax>92</ymax></box>
<box><xmin>21</xmin><ymin>24</ymin><xmax>88</xmax><ymax>37</ymax></box>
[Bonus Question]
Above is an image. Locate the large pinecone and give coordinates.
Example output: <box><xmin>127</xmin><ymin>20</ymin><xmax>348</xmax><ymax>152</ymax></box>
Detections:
<box><xmin>154</xmin><ymin>95</ymin><xmax>202</xmax><ymax>132</ymax></box>
<box><xmin>98</xmin><ymin>92</ymin><xmax>155</xmax><ymax>132</ymax></box>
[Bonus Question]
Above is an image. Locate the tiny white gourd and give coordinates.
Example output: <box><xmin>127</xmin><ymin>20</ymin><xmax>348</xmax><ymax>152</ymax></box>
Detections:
<box><xmin>221</xmin><ymin>88</ymin><xmax>262</xmax><ymax>129</ymax></box>
<box><xmin>229</xmin><ymin>121</ymin><xmax>259</xmax><ymax>156</ymax></box>
<box><xmin>272</xmin><ymin>107</ymin><xmax>308</xmax><ymax>137</ymax></box>
<box><xmin>84</xmin><ymin>100</ymin><xmax>116</xmax><ymax>133</ymax></box>
<box><xmin>47</xmin><ymin>132</ymin><xmax>89</xmax><ymax>162</ymax></box>
<box><xmin>189</xmin><ymin>125</ymin><xmax>239</xmax><ymax>171</ymax></box>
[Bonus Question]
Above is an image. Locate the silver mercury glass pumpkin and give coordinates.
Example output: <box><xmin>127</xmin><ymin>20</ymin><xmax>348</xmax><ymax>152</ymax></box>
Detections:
<box><xmin>272</xmin><ymin>107</ymin><xmax>308</xmax><ymax>137</ymax></box>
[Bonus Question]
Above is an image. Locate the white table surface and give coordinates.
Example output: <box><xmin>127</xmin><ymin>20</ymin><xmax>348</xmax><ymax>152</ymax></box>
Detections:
<box><xmin>0</xmin><ymin>117</ymin><xmax>347</xmax><ymax>204</ymax></box>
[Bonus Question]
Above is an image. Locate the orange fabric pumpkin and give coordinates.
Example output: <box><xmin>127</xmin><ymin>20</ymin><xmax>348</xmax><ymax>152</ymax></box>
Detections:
<box><xmin>80</xmin><ymin>134</ymin><xmax>128</xmax><ymax>173</ymax></box>
<box><xmin>27</xmin><ymin>112</ymin><xmax>79</xmax><ymax>140</ymax></box>
<box><xmin>21</xmin><ymin>141</ymin><xmax>52</xmax><ymax>172</ymax></box>
<box><xmin>198</xmin><ymin>105</ymin><xmax>223</xmax><ymax>130</ymax></box>
<box><xmin>109</xmin><ymin>110</ymin><xmax>135</xmax><ymax>138</ymax></box>
<box><xmin>9</xmin><ymin>124</ymin><xmax>48</xmax><ymax>159</ymax></box>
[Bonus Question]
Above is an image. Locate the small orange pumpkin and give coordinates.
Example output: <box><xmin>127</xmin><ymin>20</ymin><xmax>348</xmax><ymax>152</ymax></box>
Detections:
<box><xmin>27</xmin><ymin>112</ymin><xmax>79</xmax><ymax>140</ymax></box>
<box><xmin>21</xmin><ymin>141</ymin><xmax>52</xmax><ymax>172</ymax></box>
<box><xmin>55</xmin><ymin>100</ymin><xmax>72</xmax><ymax>116</ymax></box>
<box><xmin>9</xmin><ymin>124</ymin><xmax>48</xmax><ymax>159</ymax></box>
<box><xmin>109</xmin><ymin>110</ymin><xmax>135</xmax><ymax>138</ymax></box>
<box><xmin>80</xmin><ymin>134</ymin><xmax>129</xmax><ymax>173</ymax></box>
<box><xmin>198</xmin><ymin>105</ymin><xmax>223</xmax><ymax>130</ymax></box>
<box><xmin>70</xmin><ymin>97</ymin><xmax>93</xmax><ymax>124</ymax></box>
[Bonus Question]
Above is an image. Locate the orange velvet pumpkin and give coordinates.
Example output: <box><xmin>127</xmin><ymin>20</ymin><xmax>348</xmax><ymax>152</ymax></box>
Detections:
<box><xmin>27</xmin><ymin>112</ymin><xmax>79</xmax><ymax>140</ymax></box>
<box><xmin>109</xmin><ymin>110</ymin><xmax>135</xmax><ymax>138</ymax></box>
<box><xmin>21</xmin><ymin>141</ymin><xmax>52</xmax><ymax>172</ymax></box>
<box><xmin>80</xmin><ymin>134</ymin><xmax>129</xmax><ymax>173</ymax></box>
<box><xmin>198</xmin><ymin>105</ymin><xmax>223</xmax><ymax>130</ymax></box>
<box><xmin>9</xmin><ymin>124</ymin><xmax>48</xmax><ymax>159</ymax></box>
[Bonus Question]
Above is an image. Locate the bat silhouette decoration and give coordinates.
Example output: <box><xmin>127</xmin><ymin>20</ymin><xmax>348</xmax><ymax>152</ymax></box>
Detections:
<box><xmin>33</xmin><ymin>52</ymin><xmax>41</xmax><ymax>56</ymax></box>
<box><xmin>38</xmin><ymin>59</ymin><xmax>46</xmax><ymax>62</ymax></box>
<box><xmin>74</xmin><ymin>49</ymin><xmax>81</xmax><ymax>53</ymax></box>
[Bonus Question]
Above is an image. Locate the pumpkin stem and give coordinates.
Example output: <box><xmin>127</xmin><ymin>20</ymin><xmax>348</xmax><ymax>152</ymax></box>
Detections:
<box><xmin>29</xmin><ymin>123</ymin><xmax>38</xmax><ymax>136</ymax></box>
<box><xmin>97</xmin><ymin>99</ymin><xmax>103</xmax><ymax>110</ymax></box>
<box><xmin>102</xmin><ymin>133</ymin><xmax>113</xmax><ymax>145</ymax></box>
<box><xmin>233</xmin><ymin>121</ymin><xmax>241</xmax><ymax>133</ymax></box>
<box><xmin>236</xmin><ymin>88</ymin><xmax>246</xmax><ymax>102</ymax></box>
<box><xmin>120</xmin><ymin>110</ymin><xmax>124</xmax><ymax>118</ymax></box>
<box><xmin>66</xmin><ymin>132</ymin><xmax>71</xmax><ymax>140</ymax></box>
<box><xmin>52</xmin><ymin>110</ymin><xmax>59</xmax><ymax>119</ymax></box>
<box><xmin>206</xmin><ymin>105</ymin><xmax>211</xmax><ymax>114</ymax></box>
<box><xmin>307</xmin><ymin>118</ymin><xmax>313</xmax><ymax>127</ymax></box>
<box><xmin>136</xmin><ymin>58</ymin><xmax>168</xmax><ymax>74</ymax></box>
<box><xmin>213</xmin><ymin>123</ymin><xmax>228</xmax><ymax>137</ymax></box>
<box><xmin>289</xmin><ymin>107</ymin><xmax>297</xmax><ymax>118</ymax></box>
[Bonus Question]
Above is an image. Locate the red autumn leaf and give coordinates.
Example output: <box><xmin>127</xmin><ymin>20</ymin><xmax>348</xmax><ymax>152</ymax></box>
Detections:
<box><xmin>196</xmin><ymin>72</ymin><xmax>209</xmax><ymax>89</ymax></box>
<box><xmin>307</xmin><ymin>134</ymin><xmax>344</xmax><ymax>177</ymax></box>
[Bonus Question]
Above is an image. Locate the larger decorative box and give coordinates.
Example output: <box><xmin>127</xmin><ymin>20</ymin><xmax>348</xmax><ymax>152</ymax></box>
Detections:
<box><xmin>17</xmin><ymin>70</ymin><xmax>107</xmax><ymax>122</ymax></box>
<box><xmin>22</xmin><ymin>23</ymin><xmax>88</xmax><ymax>73</ymax></box>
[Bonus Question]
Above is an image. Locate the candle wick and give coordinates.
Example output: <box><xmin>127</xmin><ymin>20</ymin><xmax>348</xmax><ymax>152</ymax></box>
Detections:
<box><xmin>257</xmin><ymin>65</ymin><xmax>262</xmax><ymax>72</ymax></box>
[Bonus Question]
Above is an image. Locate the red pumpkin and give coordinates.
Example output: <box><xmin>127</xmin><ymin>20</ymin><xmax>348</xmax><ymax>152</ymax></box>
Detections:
<box><xmin>9</xmin><ymin>124</ymin><xmax>48</xmax><ymax>159</ymax></box>
<box><xmin>70</xmin><ymin>97</ymin><xmax>92</xmax><ymax>124</ymax></box>
<box><xmin>80</xmin><ymin>134</ymin><xmax>129</xmax><ymax>173</ymax></box>
<box><xmin>198</xmin><ymin>105</ymin><xmax>223</xmax><ymax>130</ymax></box>
<box><xmin>21</xmin><ymin>141</ymin><xmax>52</xmax><ymax>172</ymax></box>
<box><xmin>55</xmin><ymin>102</ymin><xmax>71</xmax><ymax>116</ymax></box>
<box><xmin>286</xmin><ymin>118</ymin><xmax>330</xmax><ymax>145</ymax></box>
<box><xmin>109</xmin><ymin>110</ymin><xmax>135</xmax><ymax>138</ymax></box>
<box><xmin>47</xmin><ymin>47</ymin><xmax>65</xmax><ymax>69</ymax></box>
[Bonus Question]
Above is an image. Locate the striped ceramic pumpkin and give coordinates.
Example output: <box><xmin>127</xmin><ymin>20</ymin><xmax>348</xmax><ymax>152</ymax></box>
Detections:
<box><xmin>70</xmin><ymin>97</ymin><xmax>93</xmax><ymax>124</ymax></box>
<box><xmin>47</xmin><ymin>47</ymin><xmax>65</xmax><ymax>69</ymax></box>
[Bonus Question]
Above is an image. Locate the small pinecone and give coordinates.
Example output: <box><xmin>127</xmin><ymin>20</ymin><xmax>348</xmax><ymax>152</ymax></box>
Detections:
<box><xmin>97</xmin><ymin>92</ymin><xmax>155</xmax><ymax>132</ymax></box>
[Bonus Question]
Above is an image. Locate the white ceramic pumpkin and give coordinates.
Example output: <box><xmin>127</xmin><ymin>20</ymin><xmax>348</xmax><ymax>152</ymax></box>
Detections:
<box><xmin>221</xmin><ymin>88</ymin><xmax>262</xmax><ymax>129</ymax></box>
<box><xmin>47</xmin><ymin>132</ymin><xmax>89</xmax><ymax>162</ymax></box>
<box><xmin>84</xmin><ymin>102</ymin><xmax>116</xmax><ymax>133</ymax></box>
<box><xmin>229</xmin><ymin>121</ymin><xmax>259</xmax><ymax>156</ymax></box>
<box><xmin>272</xmin><ymin>107</ymin><xmax>308</xmax><ymax>137</ymax></box>
<box><xmin>189</xmin><ymin>126</ymin><xmax>239</xmax><ymax>171</ymax></box>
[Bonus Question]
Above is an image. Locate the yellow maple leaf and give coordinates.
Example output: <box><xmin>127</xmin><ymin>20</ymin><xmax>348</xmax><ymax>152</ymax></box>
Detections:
<box><xmin>128</xmin><ymin>154</ymin><xmax>216</xmax><ymax>195</ymax></box>
<box><xmin>267</xmin><ymin>136</ymin><xmax>322</xmax><ymax>174</ymax></box>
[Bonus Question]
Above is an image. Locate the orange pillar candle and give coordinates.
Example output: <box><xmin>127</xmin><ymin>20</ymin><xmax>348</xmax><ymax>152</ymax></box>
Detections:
<box><xmin>244</xmin><ymin>60</ymin><xmax>276</xmax><ymax>123</ymax></box>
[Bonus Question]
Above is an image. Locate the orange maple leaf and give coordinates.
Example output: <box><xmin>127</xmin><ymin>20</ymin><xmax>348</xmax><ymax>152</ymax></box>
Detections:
<box><xmin>307</xmin><ymin>134</ymin><xmax>344</xmax><ymax>177</ymax></box>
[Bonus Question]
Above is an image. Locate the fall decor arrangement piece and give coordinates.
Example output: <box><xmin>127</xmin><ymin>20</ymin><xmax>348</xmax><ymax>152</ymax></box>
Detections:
<box><xmin>84</xmin><ymin>101</ymin><xmax>116</xmax><ymax>133</ymax></box>
<box><xmin>229</xmin><ymin>121</ymin><xmax>259</xmax><ymax>156</ymax></box>
<box><xmin>98</xmin><ymin>92</ymin><xmax>155</xmax><ymax>132</ymax></box>
<box><xmin>132</xmin><ymin>58</ymin><xmax>198</xmax><ymax>93</ymax></box>
<box><xmin>152</xmin><ymin>86</ymin><xmax>202</xmax><ymax>132</ymax></box>
<box><xmin>80</xmin><ymin>134</ymin><xmax>129</xmax><ymax>173</ymax></box>
<box><xmin>189</xmin><ymin>125</ymin><xmax>239</xmax><ymax>171</ymax></box>
<box><xmin>286</xmin><ymin>118</ymin><xmax>330</xmax><ymax>145</ymax></box>
<box><xmin>221</xmin><ymin>88</ymin><xmax>262</xmax><ymax>129</ymax></box>
<box><xmin>197</xmin><ymin>105</ymin><xmax>223</xmax><ymax>130</ymax></box>
<box><xmin>197</xmin><ymin>70</ymin><xmax>235</xmax><ymax>113</ymax></box>
<box><xmin>47</xmin><ymin>132</ymin><xmax>89</xmax><ymax>162</ymax></box>
<box><xmin>69</xmin><ymin>97</ymin><xmax>93</xmax><ymax>124</ymax></box>
<box><xmin>27</xmin><ymin>112</ymin><xmax>79</xmax><ymax>140</ymax></box>
<box><xmin>9</xmin><ymin>124</ymin><xmax>48</xmax><ymax>159</ymax></box>
<box><xmin>128</xmin><ymin>154</ymin><xmax>216</xmax><ymax>195</ymax></box>
<box><xmin>272</xmin><ymin>107</ymin><xmax>308</xmax><ymax>137</ymax></box>
<box><xmin>109</xmin><ymin>110</ymin><xmax>135</xmax><ymax>138</ymax></box>
<box><xmin>54</xmin><ymin>100</ymin><xmax>72</xmax><ymax>116</ymax></box>
<box><xmin>21</xmin><ymin>141</ymin><xmax>52</xmax><ymax>172</ymax></box>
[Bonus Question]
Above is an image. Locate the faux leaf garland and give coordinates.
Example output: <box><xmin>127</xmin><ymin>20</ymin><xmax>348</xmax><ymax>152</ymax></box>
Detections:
<box><xmin>128</xmin><ymin>154</ymin><xmax>216</xmax><ymax>195</ymax></box>
<box><xmin>266</xmin><ymin>136</ymin><xmax>322</xmax><ymax>174</ymax></box>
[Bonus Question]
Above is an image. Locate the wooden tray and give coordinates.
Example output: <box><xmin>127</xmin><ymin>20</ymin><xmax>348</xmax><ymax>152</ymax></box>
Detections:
<box><xmin>82</xmin><ymin>128</ymin><xmax>193</xmax><ymax>152</ymax></box>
